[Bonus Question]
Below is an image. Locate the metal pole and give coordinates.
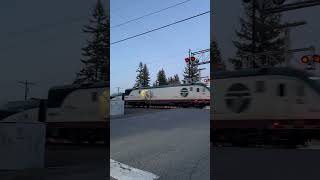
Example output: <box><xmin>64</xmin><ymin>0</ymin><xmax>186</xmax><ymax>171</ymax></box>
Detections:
<box><xmin>25</xmin><ymin>80</ymin><xmax>28</xmax><ymax>100</ymax></box>
<box><xmin>189</xmin><ymin>49</ymin><xmax>192</xmax><ymax>83</ymax></box>
<box><xmin>252</xmin><ymin>0</ymin><xmax>256</xmax><ymax>68</ymax></box>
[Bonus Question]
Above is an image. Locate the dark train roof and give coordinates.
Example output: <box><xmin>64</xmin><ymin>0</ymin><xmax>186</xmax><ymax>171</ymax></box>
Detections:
<box><xmin>214</xmin><ymin>67</ymin><xmax>320</xmax><ymax>95</ymax></box>
<box><xmin>49</xmin><ymin>81</ymin><xmax>109</xmax><ymax>90</ymax></box>
<box><xmin>0</xmin><ymin>99</ymin><xmax>41</xmax><ymax>120</ymax></box>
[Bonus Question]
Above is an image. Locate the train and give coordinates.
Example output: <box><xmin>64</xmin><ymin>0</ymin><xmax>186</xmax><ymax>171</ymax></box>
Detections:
<box><xmin>124</xmin><ymin>83</ymin><xmax>210</xmax><ymax>108</ymax></box>
<box><xmin>212</xmin><ymin>67</ymin><xmax>320</xmax><ymax>147</ymax></box>
<box><xmin>1</xmin><ymin>82</ymin><xmax>109</xmax><ymax>144</ymax></box>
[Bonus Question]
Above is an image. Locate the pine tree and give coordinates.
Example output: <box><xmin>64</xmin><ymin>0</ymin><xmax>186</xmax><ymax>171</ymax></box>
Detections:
<box><xmin>152</xmin><ymin>81</ymin><xmax>158</xmax><ymax>87</ymax></box>
<box><xmin>74</xmin><ymin>0</ymin><xmax>108</xmax><ymax>84</ymax></box>
<box><xmin>211</xmin><ymin>40</ymin><xmax>226</xmax><ymax>71</ymax></box>
<box><xmin>173</xmin><ymin>74</ymin><xmax>181</xmax><ymax>84</ymax></box>
<box><xmin>183</xmin><ymin>59</ymin><xmax>200</xmax><ymax>83</ymax></box>
<box><xmin>168</xmin><ymin>74</ymin><xmax>181</xmax><ymax>85</ymax></box>
<box><xmin>157</xmin><ymin>69</ymin><xmax>168</xmax><ymax>86</ymax></box>
<box><xmin>231</xmin><ymin>0</ymin><xmax>285</xmax><ymax>69</ymax></box>
<box><xmin>134</xmin><ymin>62</ymin><xmax>144</xmax><ymax>88</ymax></box>
<box><xmin>167</xmin><ymin>77</ymin><xmax>174</xmax><ymax>85</ymax></box>
<box><xmin>142</xmin><ymin>64</ymin><xmax>150</xmax><ymax>87</ymax></box>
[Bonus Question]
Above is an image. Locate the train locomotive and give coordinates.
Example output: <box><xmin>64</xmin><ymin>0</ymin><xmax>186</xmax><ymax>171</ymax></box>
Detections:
<box><xmin>1</xmin><ymin>82</ymin><xmax>109</xmax><ymax>144</ymax></box>
<box><xmin>212</xmin><ymin>67</ymin><xmax>320</xmax><ymax>147</ymax></box>
<box><xmin>124</xmin><ymin>83</ymin><xmax>210</xmax><ymax>108</ymax></box>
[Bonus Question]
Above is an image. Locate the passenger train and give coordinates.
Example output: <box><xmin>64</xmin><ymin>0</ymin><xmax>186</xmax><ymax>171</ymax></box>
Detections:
<box><xmin>1</xmin><ymin>82</ymin><xmax>109</xmax><ymax>144</ymax></box>
<box><xmin>124</xmin><ymin>83</ymin><xmax>210</xmax><ymax>108</ymax></box>
<box><xmin>212</xmin><ymin>67</ymin><xmax>320</xmax><ymax>147</ymax></box>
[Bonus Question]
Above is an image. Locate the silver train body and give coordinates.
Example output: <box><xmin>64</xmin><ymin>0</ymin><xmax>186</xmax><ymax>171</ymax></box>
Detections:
<box><xmin>1</xmin><ymin>82</ymin><xmax>109</xmax><ymax>144</ymax></box>
<box><xmin>124</xmin><ymin>83</ymin><xmax>210</xmax><ymax>108</ymax></box>
<box><xmin>212</xmin><ymin>67</ymin><xmax>320</xmax><ymax>146</ymax></box>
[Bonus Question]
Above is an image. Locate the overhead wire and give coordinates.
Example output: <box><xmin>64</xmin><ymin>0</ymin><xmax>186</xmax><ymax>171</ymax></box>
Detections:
<box><xmin>110</xmin><ymin>0</ymin><xmax>192</xmax><ymax>29</ymax></box>
<box><xmin>111</xmin><ymin>10</ymin><xmax>210</xmax><ymax>45</ymax></box>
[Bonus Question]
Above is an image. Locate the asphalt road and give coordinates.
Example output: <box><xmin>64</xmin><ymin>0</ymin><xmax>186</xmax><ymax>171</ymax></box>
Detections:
<box><xmin>0</xmin><ymin>144</ymin><xmax>108</xmax><ymax>180</ymax></box>
<box><xmin>212</xmin><ymin>145</ymin><xmax>320</xmax><ymax>180</ymax></box>
<box><xmin>110</xmin><ymin>108</ymin><xmax>210</xmax><ymax>180</ymax></box>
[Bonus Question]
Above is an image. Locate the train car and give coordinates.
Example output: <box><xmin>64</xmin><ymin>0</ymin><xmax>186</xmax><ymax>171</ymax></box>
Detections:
<box><xmin>124</xmin><ymin>83</ymin><xmax>210</xmax><ymax>108</ymax></box>
<box><xmin>212</xmin><ymin>67</ymin><xmax>320</xmax><ymax>147</ymax></box>
<box><xmin>2</xmin><ymin>82</ymin><xmax>109</xmax><ymax>144</ymax></box>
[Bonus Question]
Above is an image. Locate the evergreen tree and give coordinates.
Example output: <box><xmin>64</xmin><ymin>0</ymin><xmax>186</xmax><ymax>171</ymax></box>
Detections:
<box><xmin>173</xmin><ymin>74</ymin><xmax>181</xmax><ymax>84</ymax></box>
<box><xmin>74</xmin><ymin>0</ymin><xmax>108</xmax><ymax>84</ymax></box>
<box><xmin>134</xmin><ymin>62</ymin><xmax>144</xmax><ymax>88</ymax></box>
<box><xmin>142</xmin><ymin>64</ymin><xmax>150</xmax><ymax>87</ymax></box>
<box><xmin>183</xmin><ymin>59</ymin><xmax>200</xmax><ymax>83</ymax></box>
<box><xmin>152</xmin><ymin>81</ymin><xmax>158</xmax><ymax>87</ymax></box>
<box><xmin>167</xmin><ymin>77</ymin><xmax>174</xmax><ymax>85</ymax></box>
<box><xmin>211</xmin><ymin>40</ymin><xmax>226</xmax><ymax>71</ymax></box>
<box><xmin>168</xmin><ymin>74</ymin><xmax>181</xmax><ymax>85</ymax></box>
<box><xmin>231</xmin><ymin>0</ymin><xmax>285</xmax><ymax>69</ymax></box>
<box><xmin>157</xmin><ymin>69</ymin><xmax>168</xmax><ymax>86</ymax></box>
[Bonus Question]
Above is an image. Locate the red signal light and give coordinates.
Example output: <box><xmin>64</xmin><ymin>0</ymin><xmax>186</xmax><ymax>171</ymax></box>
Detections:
<box><xmin>191</xmin><ymin>56</ymin><xmax>196</xmax><ymax>61</ymax></box>
<box><xmin>185</xmin><ymin>58</ymin><xmax>190</xmax><ymax>63</ymax></box>
<box><xmin>313</xmin><ymin>54</ymin><xmax>320</xmax><ymax>63</ymax></box>
<box><xmin>301</xmin><ymin>56</ymin><xmax>309</xmax><ymax>64</ymax></box>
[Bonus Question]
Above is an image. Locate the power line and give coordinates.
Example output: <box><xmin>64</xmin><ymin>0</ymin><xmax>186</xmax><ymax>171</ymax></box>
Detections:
<box><xmin>111</xmin><ymin>0</ymin><xmax>192</xmax><ymax>29</ymax></box>
<box><xmin>111</xmin><ymin>10</ymin><xmax>210</xmax><ymax>45</ymax></box>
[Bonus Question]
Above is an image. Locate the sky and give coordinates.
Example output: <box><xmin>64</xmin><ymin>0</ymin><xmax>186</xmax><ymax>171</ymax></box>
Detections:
<box><xmin>110</xmin><ymin>0</ymin><xmax>210</xmax><ymax>94</ymax></box>
<box><xmin>0</xmin><ymin>0</ymin><xmax>107</xmax><ymax>105</ymax></box>
<box><xmin>212</xmin><ymin>0</ymin><xmax>320</xmax><ymax>71</ymax></box>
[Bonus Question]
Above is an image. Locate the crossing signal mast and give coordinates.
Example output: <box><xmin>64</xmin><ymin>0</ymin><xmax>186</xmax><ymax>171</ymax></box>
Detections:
<box><xmin>242</xmin><ymin>0</ymin><xmax>320</xmax><ymax>71</ymax></box>
<box><xmin>184</xmin><ymin>49</ymin><xmax>210</xmax><ymax>85</ymax></box>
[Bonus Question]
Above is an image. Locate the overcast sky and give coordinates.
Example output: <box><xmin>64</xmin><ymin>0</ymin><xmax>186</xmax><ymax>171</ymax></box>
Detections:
<box><xmin>212</xmin><ymin>0</ymin><xmax>320</xmax><ymax>71</ymax></box>
<box><xmin>110</xmin><ymin>0</ymin><xmax>210</xmax><ymax>94</ymax></box>
<box><xmin>0</xmin><ymin>0</ymin><xmax>107</xmax><ymax>105</ymax></box>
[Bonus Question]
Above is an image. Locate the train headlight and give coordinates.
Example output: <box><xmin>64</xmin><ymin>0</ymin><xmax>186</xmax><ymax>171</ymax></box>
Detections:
<box><xmin>140</xmin><ymin>90</ymin><xmax>150</xmax><ymax>99</ymax></box>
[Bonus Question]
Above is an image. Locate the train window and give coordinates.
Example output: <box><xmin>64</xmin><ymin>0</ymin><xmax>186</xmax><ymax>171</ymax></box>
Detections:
<box><xmin>196</xmin><ymin>88</ymin><xmax>200</xmax><ymax>92</ymax></box>
<box><xmin>277</xmin><ymin>83</ymin><xmax>286</xmax><ymax>97</ymax></box>
<box><xmin>91</xmin><ymin>92</ymin><xmax>98</xmax><ymax>102</ymax></box>
<box><xmin>297</xmin><ymin>85</ymin><xmax>305</xmax><ymax>97</ymax></box>
<box><xmin>255</xmin><ymin>81</ymin><xmax>265</xmax><ymax>93</ymax></box>
<box><xmin>190</xmin><ymin>87</ymin><xmax>193</xmax><ymax>91</ymax></box>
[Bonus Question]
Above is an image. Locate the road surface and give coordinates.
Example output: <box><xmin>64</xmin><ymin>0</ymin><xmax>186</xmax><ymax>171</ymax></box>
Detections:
<box><xmin>212</xmin><ymin>145</ymin><xmax>320</xmax><ymax>180</ymax></box>
<box><xmin>110</xmin><ymin>108</ymin><xmax>210</xmax><ymax>180</ymax></box>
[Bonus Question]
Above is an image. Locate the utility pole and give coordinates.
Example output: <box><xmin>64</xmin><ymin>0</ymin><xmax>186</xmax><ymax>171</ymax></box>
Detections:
<box><xmin>188</xmin><ymin>49</ymin><xmax>192</xmax><ymax>83</ymax></box>
<box><xmin>115</xmin><ymin>87</ymin><xmax>121</xmax><ymax>94</ymax></box>
<box><xmin>17</xmin><ymin>80</ymin><xmax>36</xmax><ymax>101</ymax></box>
<box><xmin>252</xmin><ymin>0</ymin><xmax>257</xmax><ymax>68</ymax></box>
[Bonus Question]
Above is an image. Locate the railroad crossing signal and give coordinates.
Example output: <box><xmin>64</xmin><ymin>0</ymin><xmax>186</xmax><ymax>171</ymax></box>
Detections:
<box><xmin>300</xmin><ymin>54</ymin><xmax>320</xmax><ymax>64</ymax></box>
<box><xmin>185</xmin><ymin>56</ymin><xmax>196</xmax><ymax>63</ymax></box>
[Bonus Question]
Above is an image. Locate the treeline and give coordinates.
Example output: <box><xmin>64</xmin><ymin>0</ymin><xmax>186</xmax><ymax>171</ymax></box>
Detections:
<box><xmin>134</xmin><ymin>62</ymin><xmax>181</xmax><ymax>88</ymax></box>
